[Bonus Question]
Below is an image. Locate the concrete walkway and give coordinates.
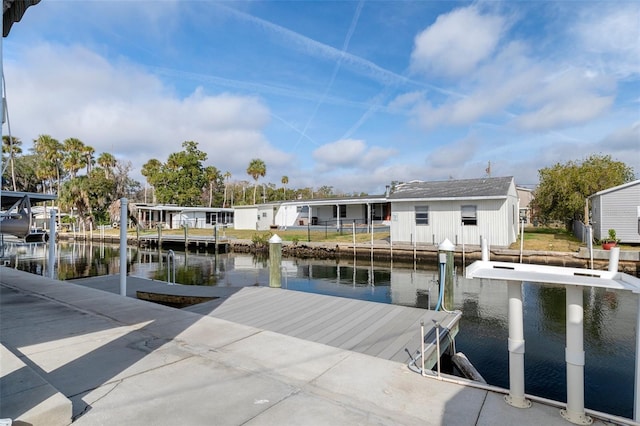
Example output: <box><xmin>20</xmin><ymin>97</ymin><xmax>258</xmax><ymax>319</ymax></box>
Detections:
<box><xmin>0</xmin><ymin>267</ymin><xmax>625</xmax><ymax>425</ymax></box>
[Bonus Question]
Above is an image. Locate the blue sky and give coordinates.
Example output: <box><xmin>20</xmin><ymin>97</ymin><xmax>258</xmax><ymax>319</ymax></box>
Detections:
<box><xmin>3</xmin><ymin>1</ymin><xmax>639</xmax><ymax>194</ymax></box>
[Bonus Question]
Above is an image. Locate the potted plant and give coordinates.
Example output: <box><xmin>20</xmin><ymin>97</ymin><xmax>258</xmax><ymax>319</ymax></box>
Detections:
<box><xmin>601</xmin><ymin>228</ymin><xmax>619</xmax><ymax>250</ymax></box>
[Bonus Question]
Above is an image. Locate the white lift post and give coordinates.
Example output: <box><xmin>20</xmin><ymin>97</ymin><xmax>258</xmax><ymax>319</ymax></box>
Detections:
<box><xmin>466</xmin><ymin>259</ymin><xmax>640</xmax><ymax>425</ymax></box>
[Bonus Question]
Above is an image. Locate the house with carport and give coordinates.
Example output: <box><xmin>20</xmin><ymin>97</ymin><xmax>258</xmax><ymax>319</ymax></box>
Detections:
<box><xmin>233</xmin><ymin>195</ymin><xmax>391</xmax><ymax>231</ymax></box>
<box><xmin>388</xmin><ymin>176</ymin><xmax>519</xmax><ymax>247</ymax></box>
<box><xmin>133</xmin><ymin>204</ymin><xmax>234</xmax><ymax>229</ymax></box>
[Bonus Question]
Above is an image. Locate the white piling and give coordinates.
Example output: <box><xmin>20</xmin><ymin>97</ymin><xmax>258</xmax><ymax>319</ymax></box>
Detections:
<box><xmin>48</xmin><ymin>209</ymin><xmax>56</xmax><ymax>279</ymax></box>
<box><xmin>481</xmin><ymin>238</ymin><xmax>489</xmax><ymax>261</ymax></box>
<box><xmin>119</xmin><ymin>198</ymin><xmax>128</xmax><ymax>296</ymax></box>
<box><xmin>505</xmin><ymin>280</ymin><xmax>531</xmax><ymax>409</ymax></box>
<box><xmin>561</xmin><ymin>285</ymin><xmax>591</xmax><ymax>425</ymax></box>
<box><xmin>608</xmin><ymin>247</ymin><xmax>620</xmax><ymax>272</ymax></box>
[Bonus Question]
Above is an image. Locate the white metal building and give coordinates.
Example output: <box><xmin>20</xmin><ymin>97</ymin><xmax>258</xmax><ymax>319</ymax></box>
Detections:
<box><xmin>133</xmin><ymin>204</ymin><xmax>234</xmax><ymax>229</ymax></box>
<box><xmin>588</xmin><ymin>180</ymin><xmax>640</xmax><ymax>244</ymax></box>
<box><xmin>388</xmin><ymin>176</ymin><xmax>519</xmax><ymax>247</ymax></box>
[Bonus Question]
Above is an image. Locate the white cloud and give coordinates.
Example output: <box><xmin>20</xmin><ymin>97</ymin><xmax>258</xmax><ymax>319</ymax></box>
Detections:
<box><xmin>399</xmin><ymin>29</ymin><xmax>618</xmax><ymax>132</ymax></box>
<box><xmin>410</xmin><ymin>6</ymin><xmax>505</xmax><ymax>77</ymax></box>
<box><xmin>312</xmin><ymin>139</ymin><xmax>396</xmax><ymax>172</ymax></box>
<box><xmin>515</xmin><ymin>93</ymin><xmax>614</xmax><ymax>131</ymax></box>
<box><xmin>4</xmin><ymin>42</ymin><xmax>291</xmax><ymax>183</ymax></box>
<box><xmin>571</xmin><ymin>3</ymin><xmax>640</xmax><ymax>78</ymax></box>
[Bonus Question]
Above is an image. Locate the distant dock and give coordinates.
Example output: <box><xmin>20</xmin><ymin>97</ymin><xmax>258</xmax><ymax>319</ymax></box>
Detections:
<box><xmin>136</xmin><ymin>234</ymin><xmax>230</xmax><ymax>252</ymax></box>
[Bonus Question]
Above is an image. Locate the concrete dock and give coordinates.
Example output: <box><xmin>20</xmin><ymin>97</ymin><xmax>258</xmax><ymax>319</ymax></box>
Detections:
<box><xmin>70</xmin><ymin>275</ymin><xmax>460</xmax><ymax>367</ymax></box>
<box><xmin>0</xmin><ymin>267</ymin><xmax>626</xmax><ymax>425</ymax></box>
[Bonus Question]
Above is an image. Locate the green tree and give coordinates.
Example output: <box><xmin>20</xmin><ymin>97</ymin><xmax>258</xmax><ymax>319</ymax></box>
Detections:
<box><xmin>8</xmin><ymin>154</ymin><xmax>40</xmax><ymax>192</ymax></box>
<box><xmin>222</xmin><ymin>171</ymin><xmax>231</xmax><ymax>208</ymax></box>
<box><xmin>281</xmin><ymin>175</ymin><xmax>289</xmax><ymax>200</ymax></box>
<box><xmin>59</xmin><ymin>175</ymin><xmax>92</xmax><ymax>227</ymax></box>
<box><xmin>532</xmin><ymin>154</ymin><xmax>635</xmax><ymax>226</ymax></box>
<box><xmin>33</xmin><ymin>134</ymin><xmax>64</xmax><ymax>195</ymax></box>
<box><xmin>141</xmin><ymin>158</ymin><xmax>162</xmax><ymax>203</ymax></box>
<box><xmin>2</xmin><ymin>135</ymin><xmax>22</xmax><ymax>191</ymax></box>
<box><xmin>203</xmin><ymin>165</ymin><xmax>222</xmax><ymax>207</ymax></box>
<box><xmin>152</xmin><ymin>141</ymin><xmax>208</xmax><ymax>206</ymax></box>
<box><xmin>97</xmin><ymin>152</ymin><xmax>117</xmax><ymax>179</ymax></box>
<box><xmin>62</xmin><ymin>138</ymin><xmax>87</xmax><ymax>179</ymax></box>
<box><xmin>82</xmin><ymin>145</ymin><xmax>95</xmax><ymax>175</ymax></box>
<box><xmin>246</xmin><ymin>158</ymin><xmax>266</xmax><ymax>204</ymax></box>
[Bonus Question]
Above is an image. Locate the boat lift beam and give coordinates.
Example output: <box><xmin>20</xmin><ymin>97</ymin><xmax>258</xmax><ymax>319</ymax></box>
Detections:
<box><xmin>467</xmin><ymin>243</ymin><xmax>640</xmax><ymax>424</ymax></box>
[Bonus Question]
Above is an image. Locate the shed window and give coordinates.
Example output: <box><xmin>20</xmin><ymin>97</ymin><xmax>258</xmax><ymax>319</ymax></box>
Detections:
<box><xmin>415</xmin><ymin>206</ymin><xmax>429</xmax><ymax>225</ymax></box>
<box><xmin>461</xmin><ymin>205</ymin><xmax>477</xmax><ymax>226</ymax></box>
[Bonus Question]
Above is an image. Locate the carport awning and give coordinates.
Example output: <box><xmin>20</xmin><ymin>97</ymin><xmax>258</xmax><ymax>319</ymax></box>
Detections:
<box><xmin>1</xmin><ymin>191</ymin><xmax>56</xmax><ymax>209</ymax></box>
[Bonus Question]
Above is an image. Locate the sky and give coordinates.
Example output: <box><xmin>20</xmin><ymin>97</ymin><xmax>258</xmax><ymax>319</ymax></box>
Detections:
<box><xmin>2</xmin><ymin>0</ymin><xmax>639</xmax><ymax>195</ymax></box>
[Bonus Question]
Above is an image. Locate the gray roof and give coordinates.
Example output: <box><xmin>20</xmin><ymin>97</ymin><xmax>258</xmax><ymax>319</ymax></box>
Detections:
<box><xmin>388</xmin><ymin>176</ymin><xmax>514</xmax><ymax>200</ymax></box>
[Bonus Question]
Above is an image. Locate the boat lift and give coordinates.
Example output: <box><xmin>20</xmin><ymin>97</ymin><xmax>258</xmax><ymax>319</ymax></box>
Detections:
<box><xmin>466</xmin><ymin>243</ymin><xmax>640</xmax><ymax>425</ymax></box>
<box><xmin>0</xmin><ymin>191</ymin><xmax>57</xmax><ymax>242</ymax></box>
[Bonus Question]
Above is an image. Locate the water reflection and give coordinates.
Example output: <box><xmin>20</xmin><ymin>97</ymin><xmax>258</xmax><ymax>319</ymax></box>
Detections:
<box><xmin>1</xmin><ymin>240</ymin><xmax>635</xmax><ymax>419</ymax></box>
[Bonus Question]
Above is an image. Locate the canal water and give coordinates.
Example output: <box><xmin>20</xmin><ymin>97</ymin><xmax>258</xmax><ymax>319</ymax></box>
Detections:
<box><xmin>2</xmin><ymin>240</ymin><xmax>635</xmax><ymax>419</ymax></box>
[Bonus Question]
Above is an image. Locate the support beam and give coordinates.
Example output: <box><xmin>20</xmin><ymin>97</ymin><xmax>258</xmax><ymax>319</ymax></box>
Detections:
<box><xmin>505</xmin><ymin>280</ymin><xmax>531</xmax><ymax>408</ymax></box>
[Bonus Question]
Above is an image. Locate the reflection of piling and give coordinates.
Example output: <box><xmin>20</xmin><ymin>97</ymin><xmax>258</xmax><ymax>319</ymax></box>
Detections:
<box><xmin>157</xmin><ymin>224</ymin><xmax>163</xmax><ymax>247</ymax></box>
<box><xmin>214</xmin><ymin>224</ymin><xmax>219</xmax><ymax>255</ymax></box>
<box><xmin>48</xmin><ymin>209</ymin><xmax>56</xmax><ymax>279</ymax></box>
<box><xmin>438</xmin><ymin>239</ymin><xmax>455</xmax><ymax>311</ymax></box>
<box><xmin>269</xmin><ymin>234</ymin><xmax>282</xmax><ymax>288</ymax></box>
<box><xmin>119</xmin><ymin>198</ymin><xmax>128</xmax><ymax>296</ymax></box>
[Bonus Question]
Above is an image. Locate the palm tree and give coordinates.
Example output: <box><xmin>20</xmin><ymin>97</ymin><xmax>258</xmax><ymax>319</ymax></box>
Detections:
<box><xmin>2</xmin><ymin>135</ymin><xmax>22</xmax><ymax>191</ymax></box>
<box><xmin>97</xmin><ymin>152</ymin><xmax>117</xmax><ymax>179</ymax></box>
<box><xmin>281</xmin><ymin>175</ymin><xmax>289</xmax><ymax>200</ymax></box>
<box><xmin>246</xmin><ymin>158</ymin><xmax>266</xmax><ymax>204</ymax></box>
<box><xmin>204</xmin><ymin>166</ymin><xmax>219</xmax><ymax>208</ymax></box>
<box><xmin>222</xmin><ymin>171</ymin><xmax>231</xmax><ymax>208</ymax></box>
<box><xmin>62</xmin><ymin>138</ymin><xmax>86</xmax><ymax>179</ymax></box>
<box><xmin>82</xmin><ymin>145</ymin><xmax>95</xmax><ymax>175</ymax></box>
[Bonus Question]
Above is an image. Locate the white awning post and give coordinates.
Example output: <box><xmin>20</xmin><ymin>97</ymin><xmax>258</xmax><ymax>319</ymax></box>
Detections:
<box><xmin>48</xmin><ymin>209</ymin><xmax>56</xmax><ymax>279</ymax></box>
<box><xmin>505</xmin><ymin>280</ymin><xmax>531</xmax><ymax>408</ymax></box>
<box><xmin>561</xmin><ymin>284</ymin><xmax>592</xmax><ymax>425</ymax></box>
<box><xmin>119</xmin><ymin>198</ymin><xmax>128</xmax><ymax>296</ymax></box>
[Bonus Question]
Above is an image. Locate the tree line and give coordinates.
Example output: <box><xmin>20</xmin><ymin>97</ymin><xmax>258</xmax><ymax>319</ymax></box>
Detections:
<box><xmin>2</xmin><ymin>137</ymin><xmax>635</xmax><ymax>229</ymax></box>
<box><xmin>2</xmin><ymin>137</ymin><xmax>362</xmax><ymax>227</ymax></box>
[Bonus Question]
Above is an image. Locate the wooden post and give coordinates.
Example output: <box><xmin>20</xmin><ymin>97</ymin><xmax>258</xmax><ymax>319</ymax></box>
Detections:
<box><xmin>269</xmin><ymin>234</ymin><xmax>282</xmax><ymax>288</ymax></box>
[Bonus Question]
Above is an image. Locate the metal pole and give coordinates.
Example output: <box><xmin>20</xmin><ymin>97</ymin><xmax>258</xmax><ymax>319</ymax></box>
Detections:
<box><xmin>435</xmin><ymin>322</ymin><xmax>441</xmax><ymax>378</ymax></box>
<box><xmin>119</xmin><ymin>198</ymin><xmax>128</xmax><ymax>296</ymax></box>
<box><xmin>48</xmin><ymin>209</ymin><xmax>56</xmax><ymax>279</ymax></box>
<box><xmin>519</xmin><ymin>219</ymin><xmax>524</xmax><ymax>263</ymax></box>
<box><xmin>505</xmin><ymin>280</ymin><xmax>531</xmax><ymax>409</ymax></box>
<box><xmin>561</xmin><ymin>285</ymin><xmax>591</xmax><ymax>425</ymax></box>
<box><xmin>269</xmin><ymin>234</ymin><xmax>282</xmax><ymax>288</ymax></box>
<box><xmin>420</xmin><ymin>320</ymin><xmax>426</xmax><ymax>376</ymax></box>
